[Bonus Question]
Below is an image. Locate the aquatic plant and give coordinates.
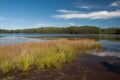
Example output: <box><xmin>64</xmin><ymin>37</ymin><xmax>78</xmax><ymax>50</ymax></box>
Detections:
<box><xmin>0</xmin><ymin>39</ymin><xmax>101</xmax><ymax>73</ymax></box>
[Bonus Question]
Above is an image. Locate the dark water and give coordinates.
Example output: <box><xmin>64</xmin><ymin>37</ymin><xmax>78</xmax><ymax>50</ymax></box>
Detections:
<box><xmin>0</xmin><ymin>33</ymin><xmax>120</xmax><ymax>58</ymax></box>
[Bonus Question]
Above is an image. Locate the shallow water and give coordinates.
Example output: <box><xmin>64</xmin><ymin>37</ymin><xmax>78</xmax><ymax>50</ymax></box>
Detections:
<box><xmin>0</xmin><ymin>33</ymin><xmax>120</xmax><ymax>58</ymax></box>
<box><xmin>0</xmin><ymin>33</ymin><xmax>120</xmax><ymax>80</ymax></box>
<box><xmin>93</xmin><ymin>40</ymin><xmax>120</xmax><ymax>58</ymax></box>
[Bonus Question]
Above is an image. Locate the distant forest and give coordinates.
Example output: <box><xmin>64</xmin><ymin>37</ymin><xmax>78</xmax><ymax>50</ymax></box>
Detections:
<box><xmin>0</xmin><ymin>26</ymin><xmax>120</xmax><ymax>34</ymax></box>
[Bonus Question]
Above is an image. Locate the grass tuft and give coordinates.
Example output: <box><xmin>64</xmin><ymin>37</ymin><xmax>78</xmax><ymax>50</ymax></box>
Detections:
<box><xmin>0</xmin><ymin>39</ymin><xmax>101</xmax><ymax>73</ymax></box>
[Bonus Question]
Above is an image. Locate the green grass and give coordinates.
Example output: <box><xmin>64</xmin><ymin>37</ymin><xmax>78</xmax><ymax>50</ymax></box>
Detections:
<box><xmin>0</xmin><ymin>39</ymin><xmax>102</xmax><ymax>73</ymax></box>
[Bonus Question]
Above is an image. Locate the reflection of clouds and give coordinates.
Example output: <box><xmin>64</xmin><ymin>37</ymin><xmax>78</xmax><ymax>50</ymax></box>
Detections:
<box><xmin>93</xmin><ymin>51</ymin><xmax>120</xmax><ymax>58</ymax></box>
<box><xmin>100</xmin><ymin>40</ymin><xmax>120</xmax><ymax>52</ymax></box>
<box><xmin>0</xmin><ymin>37</ymin><xmax>43</xmax><ymax>46</ymax></box>
<box><xmin>111</xmin><ymin>46</ymin><xmax>120</xmax><ymax>51</ymax></box>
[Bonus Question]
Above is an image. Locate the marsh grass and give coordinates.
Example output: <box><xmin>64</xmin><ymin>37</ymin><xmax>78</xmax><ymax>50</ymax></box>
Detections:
<box><xmin>0</xmin><ymin>39</ymin><xmax>101</xmax><ymax>73</ymax></box>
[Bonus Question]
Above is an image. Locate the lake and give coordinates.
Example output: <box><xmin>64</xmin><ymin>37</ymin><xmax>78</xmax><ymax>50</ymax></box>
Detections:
<box><xmin>0</xmin><ymin>33</ymin><xmax>120</xmax><ymax>80</ymax></box>
<box><xmin>0</xmin><ymin>33</ymin><xmax>120</xmax><ymax>58</ymax></box>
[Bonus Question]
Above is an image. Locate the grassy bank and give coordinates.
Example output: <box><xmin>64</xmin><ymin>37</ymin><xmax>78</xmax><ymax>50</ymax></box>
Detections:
<box><xmin>0</xmin><ymin>39</ymin><xmax>101</xmax><ymax>73</ymax></box>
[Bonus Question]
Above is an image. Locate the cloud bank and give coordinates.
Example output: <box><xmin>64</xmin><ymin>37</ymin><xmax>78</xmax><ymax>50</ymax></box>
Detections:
<box><xmin>53</xmin><ymin>10</ymin><xmax>120</xmax><ymax>20</ymax></box>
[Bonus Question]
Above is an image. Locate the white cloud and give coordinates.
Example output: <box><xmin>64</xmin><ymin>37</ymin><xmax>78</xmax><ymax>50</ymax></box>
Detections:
<box><xmin>7</xmin><ymin>18</ymin><xmax>25</xmax><ymax>22</ymax></box>
<box><xmin>76</xmin><ymin>5</ymin><xmax>90</xmax><ymax>9</ymax></box>
<box><xmin>35</xmin><ymin>23</ymin><xmax>47</xmax><ymax>26</ymax></box>
<box><xmin>35</xmin><ymin>23</ymin><xmax>55</xmax><ymax>27</ymax></box>
<box><xmin>57</xmin><ymin>9</ymin><xmax>79</xmax><ymax>13</ymax></box>
<box><xmin>53</xmin><ymin>10</ymin><xmax>120</xmax><ymax>20</ymax></box>
<box><xmin>68</xmin><ymin>22</ymin><xmax>76</xmax><ymax>26</ymax></box>
<box><xmin>0</xmin><ymin>17</ymin><xmax>25</xmax><ymax>21</ymax></box>
<box><xmin>110</xmin><ymin>0</ymin><xmax>120</xmax><ymax>6</ymax></box>
<box><xmin>0</xmin><ymin>24</ymin><xmax>25</xmax><ymax>30</ymax></box>
<box><xmin>80</xmin><ymin>6</ymin><xmax>90</xmax><ymax>9</ymax></box>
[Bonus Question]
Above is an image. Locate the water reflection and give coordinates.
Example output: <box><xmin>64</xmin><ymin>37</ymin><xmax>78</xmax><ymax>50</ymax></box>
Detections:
<box><xmin>0</xmin><ymin>33</ymin><xmax>120</xmax><ymax>58</ymax></box>
<box><xmin>101</xmin><ymin>61</ymin><xmax>120</xmax><ymax>75</ymax></box>
<box><xmin>27</xmin><ymin>35</ymin><xmax>120</xmax><ymax>42</ymax></box>
<box><xmin>93</xmin><ymin>40</ymin><xmax>120</xmax><ymax>58</ymax></box>
<box><xmin>0</xmin><ymin>37</ymin><xmax>46</xmax><ymax>46</ymax></box>
<box><xmin>100</xmin><ymin>40</ymin><xmax>120</xmax><ymax>52</ymax></box>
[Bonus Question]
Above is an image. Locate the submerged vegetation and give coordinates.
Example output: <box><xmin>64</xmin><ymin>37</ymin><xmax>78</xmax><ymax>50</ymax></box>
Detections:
<box><xmin>0</xmin><ymin>39</ymin><xmax>101</xmax><ymax>73</ymax></box>
<box><xmin>0</xmin><ymin>26</ymin><xmax>120</xmax><ymax>34</ymax></box>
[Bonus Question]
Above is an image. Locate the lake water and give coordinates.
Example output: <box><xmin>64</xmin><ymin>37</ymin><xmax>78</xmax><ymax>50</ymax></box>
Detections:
<box><xmin>0</xmin><ymin>33</ymin><xmax>120</xmax><ymax>58</ymax></box>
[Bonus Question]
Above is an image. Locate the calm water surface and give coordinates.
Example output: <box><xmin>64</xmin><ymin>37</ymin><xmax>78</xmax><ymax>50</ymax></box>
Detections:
<box><xmin>0</xmin><ymin>33</ymin><xmax>120</xmax><ymax>58</ymax></box>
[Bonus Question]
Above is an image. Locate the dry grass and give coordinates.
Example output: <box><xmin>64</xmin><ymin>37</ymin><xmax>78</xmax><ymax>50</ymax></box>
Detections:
<box><xmin>0</xmin><ymin>39</ymin><xmax>101</xmax><ymax>73</ymax></box>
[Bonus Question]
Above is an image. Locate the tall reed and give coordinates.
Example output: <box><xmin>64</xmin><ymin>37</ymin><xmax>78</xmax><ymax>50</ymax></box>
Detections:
<box><xmin>0</xmin><ymin>39</ymin><xmax>101</xmax><ymax>73</ymax></box>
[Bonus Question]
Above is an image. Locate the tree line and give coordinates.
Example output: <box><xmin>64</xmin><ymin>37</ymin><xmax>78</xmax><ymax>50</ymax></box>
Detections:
<box><xmin>0</xmin><ymin>26</ymin><xmax>120</xmax><ymax>34</ymax></box>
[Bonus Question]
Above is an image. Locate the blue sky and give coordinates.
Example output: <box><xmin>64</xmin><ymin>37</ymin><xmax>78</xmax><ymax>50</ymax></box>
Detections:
<box><xmin>0</xmin><ymin>0</ymin><xmax>120</xmax><ymax>29</ymax></box>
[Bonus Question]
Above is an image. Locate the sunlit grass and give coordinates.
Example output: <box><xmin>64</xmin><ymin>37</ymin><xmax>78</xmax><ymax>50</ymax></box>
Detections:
<box><xmin>0</xmin><ymin>39</ymin><xmax>101</xmax><ymax>73</ymax></box>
